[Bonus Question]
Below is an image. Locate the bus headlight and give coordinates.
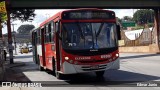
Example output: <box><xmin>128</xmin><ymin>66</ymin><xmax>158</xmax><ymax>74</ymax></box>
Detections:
<box><xmin>116</xmin><ymin>54</ymin><xmax>119</xmax><ymax>57</ymax></box>
<box><xmin>65</xmin><ymin>57</ymin><xmax>69</xmax><ymax>60</ymax></box>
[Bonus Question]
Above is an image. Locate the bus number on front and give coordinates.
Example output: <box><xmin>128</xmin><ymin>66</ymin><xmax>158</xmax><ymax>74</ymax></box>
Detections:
<box><xmin>68</xmin><ymin>43</ymin><xmax>77</xmax><ymax>46</ymax></box>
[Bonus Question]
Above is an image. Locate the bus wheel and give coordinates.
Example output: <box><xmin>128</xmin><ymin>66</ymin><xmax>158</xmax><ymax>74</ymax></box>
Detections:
<box><xmin>38</xmin><ymin>56</ymin><xmax>44</xmax><ymax>71</ymax></box>
<box><xmin>96</xmin><ymin>71</ymin><xmax>105</xmax><ymax>77</ymax></box>
<box><xmin>56</xmin><ymin>72</ymin><xmax>61</xmax><ymax>79</ymax></box>
<box><xmin>52</xmin><ymin>57</ymin><xmax>56</xmax><ymax>75</ymax></box>
<box><xmin>55</xmin><ymin>66</ymin><xmax>62</xmax><ymax>79</ymax></box>
<box><xmin>39</xmin><ymin>65</ymin><xmax>44</xmax><ymax>71</ymax></box>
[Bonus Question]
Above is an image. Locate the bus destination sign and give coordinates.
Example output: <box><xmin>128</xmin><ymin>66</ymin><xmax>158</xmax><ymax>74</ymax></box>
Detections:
<box><xmin>62</xmin><ymin>11</ymin><xmax>115</xmax><ymax>20</ymax></box>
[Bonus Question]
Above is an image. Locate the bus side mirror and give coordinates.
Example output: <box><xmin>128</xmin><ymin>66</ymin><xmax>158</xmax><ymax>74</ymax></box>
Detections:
<box><xmin>58</xmin><ymin>33</ymin><xmax>62</xmax><ymax>40</ymax></box>
<box><xmin>116</xmin><ymin>25</ymin><xmax>121</xmax><ymax>40</ymax></box>
<box><xmin>56</xmin><ymin>31</ymin><xmax>62</xmax><ymax>40</ymax></box>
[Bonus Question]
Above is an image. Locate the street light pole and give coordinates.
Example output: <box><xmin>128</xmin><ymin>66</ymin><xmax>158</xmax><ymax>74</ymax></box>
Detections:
<box><xmin>11</xmin><ymin>23</ymin><xmax>17</xmax><ymax>55</ymax></box>
<box><xmin>45</xmin><ymin>13</ymin><xmax>50</xmax><ymax>19</ymax></box>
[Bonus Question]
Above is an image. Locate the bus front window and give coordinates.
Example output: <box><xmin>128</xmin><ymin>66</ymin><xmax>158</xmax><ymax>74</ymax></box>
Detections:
<box><xmin>62</xmin><ymin>22</ymin><xmax>118</xmax><ymax>50</ymax></box>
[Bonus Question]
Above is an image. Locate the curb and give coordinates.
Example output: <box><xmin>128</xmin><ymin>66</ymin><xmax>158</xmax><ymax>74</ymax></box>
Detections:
<box><xmin>8</xmin><ymin>63</ymin><xmax>26</xmax><ymax>68</ymax></box>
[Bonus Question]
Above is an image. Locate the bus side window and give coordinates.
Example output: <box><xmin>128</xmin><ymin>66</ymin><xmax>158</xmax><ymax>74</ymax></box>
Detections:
<box><xmin>32</xmin><ymin>31</ymin><xmax>37</xmax><ymax>46</ymax></box>
<box><xmin>39</xmin><ymin>29</ymin><xmax>42</xmax><ymax>44</ymax></box>
<box><xmin>48</xmin><ymin>23</ymin><xmax>52</xmax><ymax>42</ymax></box>
<box><xmin>55</xmin><ymin>22</ymin><xmax>59</xmax><ymax>32</ymax></box>
<box><xmin>32</xmin><ymin>32</ymin><xmax>34</xmax><ymax>45</ymax></box>
<box><xmin>44</xmin><ymin>25</ymin><xmax>48</xmax><ymax>43</ymax></box>
<box><xmin>55</xmin><ymin>21</ymin><xmax>62</xmax><ymax>40</ymax></box>
<box><xmin>37</xmin><ymin>30</ymin><xmax>40</xmax><ymax>45</ymax></box>
<box><xmin>51</xmin><ymin>22</ymin><xmax>55</xmax><ymax>43</ymax></box>
<box><xmin>46</xmin><ymin>25</ymin><xmax>50</xmax><ymax>43</ymax></box>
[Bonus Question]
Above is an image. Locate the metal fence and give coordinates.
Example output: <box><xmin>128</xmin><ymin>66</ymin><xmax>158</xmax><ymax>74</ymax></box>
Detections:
<box><xmin>120</xmin><ymin>28</ymin><xmax>154</xmax><ymax>46</ymax></box>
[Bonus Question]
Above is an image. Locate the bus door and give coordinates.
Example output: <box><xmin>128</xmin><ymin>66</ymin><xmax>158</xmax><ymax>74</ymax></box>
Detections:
<box><xmin>41</xmin><ymin>27</ymin><xmax>46</xmax><ymax>67</ymax></box>
<box><xmin>44</xmin><ymin>24</ymin><xmax>54</xmax><ymax>70</ymax></box>
<box><xmin>55</xmin><ymin>21</ymin><xmax>61</xmax><ymax>71</ymax></box>
<box><xmin>32</xmin><ymin>31</ymin><xmax>38</xmax><ymax>64</ymax></box>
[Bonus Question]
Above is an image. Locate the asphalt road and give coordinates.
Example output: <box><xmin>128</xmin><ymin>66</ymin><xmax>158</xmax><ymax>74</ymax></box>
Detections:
<box><xmin>4</xmin><ymin>52</ymin><xmax>160</xmax><ymax>90</ymax></box>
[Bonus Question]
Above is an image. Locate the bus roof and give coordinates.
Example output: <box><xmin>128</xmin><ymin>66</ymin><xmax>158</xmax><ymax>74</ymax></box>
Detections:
<box><xmin>40</xmin><ymin>11</ymin><xmax>62</xmax><ymax>27</ymax></box>
<box><xmin>39</xmin><ymin>8</ymin><xmax>115</xmax><ymax>27</ymax></box>
<box><xmin>30</xmin><ymin>27</ymin><xmax>40</xmax><ymax>34</ymax></box>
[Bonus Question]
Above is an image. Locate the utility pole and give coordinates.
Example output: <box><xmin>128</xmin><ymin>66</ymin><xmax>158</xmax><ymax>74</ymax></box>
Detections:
<box><xmin>45</xmin><ymin>13</ymin><xmax>50</xmax><ymax>19</ymax></box>
<box><xmin>11</xmin><ymin>23</ymin><xmax>17</xmax><ymax>55</ymax></box>
<box><xmin>6</xmin><ymin>0</ymin><xmax>14</xmax><ymax>64</ymax></box>
<box><xmin>133</xmin><ymin>9</ymin><xmax>134</xmax><ymax>17</ymax></box>
<box><xmin>0</xmin><ymin>19</ymin><xmax>2</xmax><ymax>38</ymax></box>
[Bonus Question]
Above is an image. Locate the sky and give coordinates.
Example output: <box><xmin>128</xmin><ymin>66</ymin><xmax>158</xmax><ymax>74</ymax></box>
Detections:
<box><xmin>2</xmin><ymin>9</ymin><xmax>136</xmax><ymax>34</ymax></box>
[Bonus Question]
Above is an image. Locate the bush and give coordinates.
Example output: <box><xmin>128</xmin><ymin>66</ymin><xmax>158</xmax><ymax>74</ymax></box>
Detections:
<box><xmin>147</xmin><ymin>23</ymin><xmax>154</xmax><ymax>27</ymax></box>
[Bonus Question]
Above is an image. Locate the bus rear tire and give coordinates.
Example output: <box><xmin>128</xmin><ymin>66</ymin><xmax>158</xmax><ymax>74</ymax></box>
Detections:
<box><xmin>39</xmin><ymin>65</ymin><xmax>44</xmax><ymax>71</ymax></box>
<box><xmin>96</xmin><ymin>71</ymin><xmax>105</xmax><ymax>77</ymax></box>
<box><xmin>52</xmin><ymin>57</ymin><xmax>56</xmax><ymax>75</ymax></box>
<box><xmin>38</xmin><ymin>56</ymin><xmax>44</xmax><ymax>71</ymax></box>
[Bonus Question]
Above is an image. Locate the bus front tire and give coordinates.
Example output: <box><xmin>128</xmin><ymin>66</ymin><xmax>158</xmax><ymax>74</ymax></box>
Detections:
<box><xmin>56</xmin><ymin>72</ymin><xmax>62</xmax><ymax>79</ymax></box>
<box><xmin>55</xmin><ymin>66</ymin><xmax>63</xmax><ymax>79</ymax></box>
<box><xmin>96</xmin><ymin>71</ymin><xmax>105</xmax><ymax>77</ymax></box>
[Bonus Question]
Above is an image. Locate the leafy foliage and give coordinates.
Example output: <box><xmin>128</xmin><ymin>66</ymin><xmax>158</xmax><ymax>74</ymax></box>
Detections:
<box><xmin>10</xmin><ymin>9</ymin><xmax>36</xmax><ymax>22</ymax></box>
<box><xmin>0</xmin><ymin>13</ymin><xmax>7</xmax><ymax>22</ymax></box>
<box><xmin>116</xmin><ymin>17</ymin><xmax>122</xmax><ymax>24</ymax></box>
<box><xmin>17</xmin><ymin>24</ymin><xmax>35</xmax><ymax>34</ymax></box>
<box><xmin>133</xmin><ymin>9</ymin><xmax>154</xmax><ymax>24</ymax></box>
<box><xmin>122</xmin><ymin>16</ymin><xmax>133</xmax><ymax>21</ymax></box>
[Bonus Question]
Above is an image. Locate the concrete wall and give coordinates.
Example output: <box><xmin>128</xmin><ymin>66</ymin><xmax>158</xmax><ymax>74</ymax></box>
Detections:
<box><xmin>119</xmin><ymin>44</ymin><xmax>160</xmax><ymax>53</ymax></box>
<box><xmin>119</xmin><ymin>46</ymin><xmax>150</xmax><ymax>53</ymax></box>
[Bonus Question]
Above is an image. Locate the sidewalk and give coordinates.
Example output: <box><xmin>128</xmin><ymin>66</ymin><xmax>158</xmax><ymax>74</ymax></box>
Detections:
<box><xmin>5</xmin><ymin>61</ymin><xmax>27</xmax><ymax>81</ymax></box>
<box><xmin>0</xmin><ymin>87</ymin><xmax>34</xmax><ymax>90</ymax></box>
<box><xmin>0</xmin><ymin>56</ymin><xmax>33</xmax><ymax>90</ymax></box>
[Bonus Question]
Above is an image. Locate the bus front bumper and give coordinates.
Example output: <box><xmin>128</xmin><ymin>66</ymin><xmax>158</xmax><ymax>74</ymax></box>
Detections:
<box><xmin>62</xmin><ymin>59</ymin><xmax>120</xmax><ymax>74</ymax></box>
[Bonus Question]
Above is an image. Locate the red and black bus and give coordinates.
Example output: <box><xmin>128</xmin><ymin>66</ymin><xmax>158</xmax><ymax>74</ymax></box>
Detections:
<box><xmin>32</xmin><ymin>8</ymin><xmax>121</xmax><ymax>79</ymax></box>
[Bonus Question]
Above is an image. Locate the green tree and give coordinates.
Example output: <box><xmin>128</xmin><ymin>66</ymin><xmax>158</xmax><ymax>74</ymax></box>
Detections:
<box><xmin>116</xmin><ymin>17</ymin><xmax>122</xmax><ymax>25</ymax></box>
<box><xmin>133</xmin><ymin>9</ymin><xmax>154</xmax><ymax>24</ymax></box>
<box><xmin>10</xmin><ymin>9</ymin><xmax>36</xmax><ymax>22</ymax></box>
<box><xmin>17</xmin><ymin>24</ymin><xmax>35</xmax><ymax>34</ymax></box>
<box><xmin>122</xmin><ymin>16</ymin><xmax>133</xmax><ymax>21</ymax></box>
<box><xmin>1</xmin><ymin>9</ymin><xmax>36</xmax><ymax>25</ymax></box>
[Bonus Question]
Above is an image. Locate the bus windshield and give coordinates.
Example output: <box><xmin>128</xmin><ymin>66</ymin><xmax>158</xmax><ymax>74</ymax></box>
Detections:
<box><xmin>62</xmin><ymin>22</ymin><xmax>118</xmax><ymax>50</ymax></box>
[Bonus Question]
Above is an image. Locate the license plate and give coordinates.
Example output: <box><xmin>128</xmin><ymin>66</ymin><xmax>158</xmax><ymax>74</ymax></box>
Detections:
<box><xmin>90</xmin><ymin>65</ymin><xmax>99</xmax><ymax>69</ymax></box>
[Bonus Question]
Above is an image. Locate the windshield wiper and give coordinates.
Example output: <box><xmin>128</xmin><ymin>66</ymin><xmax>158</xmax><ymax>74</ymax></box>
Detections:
<box><xmin>86</xmin><ymin>23</ymin><xmax>95</xmax><ymax>49</ymax></box>
<box><xmin>94</xmin><ymin>23</ymin><xmax>104</xmax><ymax>49</ymax></box>
<box><xmin>76</xmin><ymin>22</ymin><xmax>86</xmax><ymax>47</ymax></box>
<box><xmin>76</xmin><ymin>22</ymin><xmax>85</xmax><ymax>39</ymax></box>
<box><xmin>96</xmin><ymin>23</ymin><xmax>104</xmax><ymax>37</ymax></box>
